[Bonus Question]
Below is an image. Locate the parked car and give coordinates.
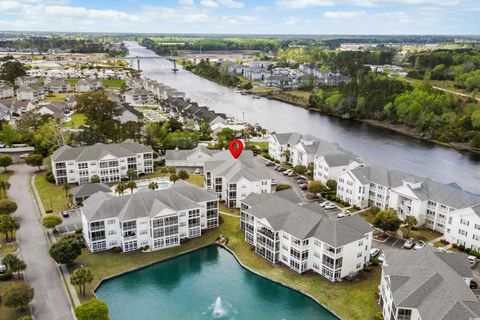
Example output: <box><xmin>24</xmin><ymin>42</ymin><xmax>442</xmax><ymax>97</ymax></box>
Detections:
<box><xmin>61</xmin><ymin>211</ymin><xmax>69</xmax><ymax>218</ymax></box>
<box><xmin>403</xmin><ymin>238</ymin><xmax>416</xmax><ymax>249</ymax></box>
<box><xmin>370</xmin><ymin>248</ymin><xmax>381</xmax><ymax>258</ymax></box>
<box><xmin>0</xmin><ymin>264</ymin><xmax>6</xmax><ymax>274</ymax></box>
<box><xmin>296</xmin><ymin>179</ymin><xmax>307</xmax><ymax>185</ymax></box>
<box><xmin>414</xmin><ymin>240</ymin><xmax>425</xmax><ymax>250</ymax></box>
<box><xmin>283</xmin><ymin>169</ymin><xmax>292</xmax><ymax>176</ymax></box>
<box><xmin>19</xmin><ymin>153</ymin><xmax>29</xmax><ymax>159</ymax></box>
<box><xmin>324</xmin><ymin>203</ymin><xmax>337</xmax><ymax>210</ymax></box>
<box><xmin>337</xmin><ymin>211</ymin><xmax>351</xmax><ymax>218</ymax></box>
<box><xmin>287</xmin><ymin>171</ymin><xmax>297</xmax><ymax>177</ymax></box>
<box><xmin>468</xmin><ymin>255</ymin><xmax>478</xmax><ymax>266</ymax></box>
<box><xmin>194</xmin><ymin>168</ymin><xmax>201</xmax><ymax>175</ymax></box>
<box><xmin>265</xmin><ymin>161</ymin><xmax>275</xmax><ymax>167</ymax></box>
<box><xmin>470</xmin><ymin>280</ymin><xmax>478</xmax><ymax>289</ymax></box>
<box><xmin>377</xmin><ymin>254</ymin><xmax>385</xmax><ymax>263</ymax></box>
<box><xmin>271</xmin><ymin>179</ymin><xmax>278</xmax><ymax>185</ymax></box>
<box><xmin>319</xmin><ymin>201</ymin><xmax>329</xmax><ymax>208</ymax></box>
<box><xmin>277</xmin><ymin>167</ymin><xmax>287</xmax><ymax>172</ymax></box>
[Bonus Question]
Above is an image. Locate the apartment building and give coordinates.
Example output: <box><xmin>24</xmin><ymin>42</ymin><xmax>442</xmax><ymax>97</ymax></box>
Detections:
<box><xmin>0</xmin><ymin>84</ymin><xmax>14</xmax><ymax>99</ymax></box>
<box><xmin>445</xmin><ymin>205</ymin><xmax>480</xmax><ymax>251</ymax></box>
<box><xmin>16</xmin><ymin>85</ymin><xmax>45</xmax><ymax>102</ymax></box>
<box><xmin>44</xmin><ymin>78</ymin><xmax>72</xmax><ymax>93</ymax></box>
<box><xmin>14</xmin><ymin>76</ymin><xmax>39</xmax><ymax>87</ymax></box>
<box><xmin>204</xmin><ymin>150</ymin><xmax>273</xmax><ymax>208</ymax></box>
<box><xmin>166</xmin><ymin>145</ymin><xmax>220</xmax><ymax>171</ymax></box>
<box><xmin>81</xmin><ymin>180</ymin><xmax>219</xmax><ymax>253</ymax></box>
<box><xmin>240</xmin><ymin>190</ymin><xmax>373</xmax><ymax>281</ymax></box>
<box><xmin>76</xmin><ymin>79</ymin><xmax>102</xmax><ymax>92</ymax></box>
<box><xmin>313</xmin><ymin>153</ymin><xmax>364</xmax><ymax>184</ymax></box>
<box><xmin>124</xmin><ymin>89</ymin><xmax>155</xmax><ymax>106</ymax></box>
<box><xmin>379</xmin><ymin>247</ymin><xmax>479</xmax><ymax>320</ymax></box>
<box><xmin>268</xmin><ymin>132</ymin><xmax>302</xmax><ymax>162</ymax></box>
<box><xmin>51</xmin><ymin>141</ymin><xmax>154</xmax><ymax>185</ymax></box>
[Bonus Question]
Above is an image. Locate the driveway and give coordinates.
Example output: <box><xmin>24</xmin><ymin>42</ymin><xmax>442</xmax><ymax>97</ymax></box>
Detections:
<box><xmin>11</xmin><ymin>164</ymin><xmax>73</xmax><ymax>320</ymax></box>
<box><xmin>56</xmin><ymin>209</ymin><xmax>82</xmax><ymax>235</ymax></box>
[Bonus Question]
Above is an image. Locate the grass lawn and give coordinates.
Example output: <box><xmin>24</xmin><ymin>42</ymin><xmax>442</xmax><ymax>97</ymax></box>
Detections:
<box><xmin>219</xmin><ymin>202</ymin><xmax>240</xmax><ymax>215</ymax></box>
<box><xmin>359</xmin><ymin>210</ymin><xmax>377</xmax><ymax>224</ymax></box>
<box><xmin>0</xmin><ymin>281</ymin><xmax>31</xmax><ymax>320</ymax></box>
<box><xmin>248</xmin><ymin>141</ymin><xmax>269</xmax><ymax>152</ymax></box>
<box><xmin>0</xmin><ymin>233</ymin><xmax>18</xmax><ymax>256</ymax></box>
<box><xmin>64</xmin><ymin>113</ymin><xmax>87</xmax><ymax>129</ymax></box>
<box><xmin>34</xmin><ymin>173</ymin><xmax>70</xmax><ymax>212</ymax></box>
<box><xmin>67</xmin><ymin>78</ymin><xmax>80</xmax><ymax>86</ymax></box>
<box><xmin>186</xmin><ymin>175</ymin><xmax>204</xmax><ymax>187</ymax></box>
<box><xmin>45</xmin><ymin>93</ymin><xmax>70</xmax><ymax>102</ymax></box>
<box><xmin>433</xmin><ymin>240</ymin><xmax>447</xmax><ymax>248</ymax></box>
<box><xmin>101</xmin><ymin>79</ymin><xmax>126</xmax><ymax>89</ymax></box>
<box><xmin>400</xmin><ymin>227</ymin><xmax>442</xmax><ymax>242</ymax></box>
<box><xmin>76</xmin><ymin>214</ymin><xmax>380</xmax><ymax>319</ymax></box>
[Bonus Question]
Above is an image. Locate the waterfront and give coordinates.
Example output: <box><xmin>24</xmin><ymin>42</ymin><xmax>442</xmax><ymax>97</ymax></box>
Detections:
<box><xmin>95</xmin><ymin>246</ymin><xmax>337</xmax><ymax>320</ymax></box>
<box><xmin>126</xmin><ymin>41</ymin><xmax>480</xmax><ymax>194</ymax></box>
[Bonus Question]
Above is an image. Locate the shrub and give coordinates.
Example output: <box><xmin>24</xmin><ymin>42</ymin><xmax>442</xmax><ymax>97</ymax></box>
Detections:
<box><xmin>326</xmin><ymin>194</ymin><xmax>337</xmax><ymax>201</ymax></box>
<box><xmin>0</xmin><ymin>199</ymin><xmax>17</xmax><ymax>215</ymax></box>
<box><xmin>178</xmin><ymin>170</ymin><xmax>189</xmax><ymax>180</ymax></box>
<box><xmin>41</xmin><ymin>214</ymin><xmax>63</xmax><ymax>230</ymax></box>
<box><xmin>113</xmin><ymin>246</ymin><xmax>122</xmax><ymax>253</ymax></box>
<box><xmin>458</xmin><ymin>245</ymin><xmax>465</xmax><ymax>251</ymax></box>
<box><xmin>49</xmin><ymin>237</ymin><xmax>82</xmax><ymax>265</ymax></box>
<box><xmin>370</xmin><ymin>257</ymin><xmax>380</xmax><ymax>266</ymax></box>
<box><xmin>364</xmin><ymin>266</ymin><xmax>372</xmax><ymax>272</ymax></box>
<box><xmin>74</xmin><ymin>298</ymin><xmax>109</xmax><ymax>320</ymax></box>
<box><xmin>0</xmin><ymin>268</ymin><xmax>13</xmax><ymax>281</ymax></box>
<box><xmin>452</xmin><ymin>243</ymin><xmax>458</xmax><ymax>248</ymax></box>
<box><xmin>180</xmin><ymin>238</ymin><xmax>188</xmax><ymax>244</ymax></box>
<box><xmin>276</xmin><ymin>184</ymin><xmax>292</xmax><ymax>191</ymax></box>
<box><xmin>45</xmin><ymin>209</ymin><xmax>53</xmax><ymax>213</ymax></box>
<box><xmin>46</xmin><ymin>171</ymin><xmax>56</xmax><ymax>183</ymax></box>
<box><xmin>465</xmin><ymin>248</ymin><xmax>471</xmax><ymax>254</ymax></box>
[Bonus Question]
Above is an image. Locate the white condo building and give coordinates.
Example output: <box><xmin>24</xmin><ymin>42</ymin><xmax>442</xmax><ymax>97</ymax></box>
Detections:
<box><xmin>204</xmin><ymin>150</ymin><xmax>274</xmax><ymax>208</ymax></box>
<box><xmin>445</xmin><ymin>205</ymin><xmax>480</xmax><ymax>251</ymax></box>
<box><xmin>51</xmin><ymin>141</ymin><xmax>154</xmax><ymax>185</ymax></box>
<box><xmin>81</xmin><ymin>180</ymin><xmax>219</xmax><ymax>253</ymax></box>
<box><xmin>379</xmin><ymin>247</ymin><xmax>480</xmax><ymax>320</ymax></box>
<box><xmin>268</xmin><ymin>132</ymin><xmax>302</xmax><ymax>163</ymax></box>
<box><xmin>313</xmin><ymin>153</ymin><xmax>364</xmax><ymax>184</ymax></box>
<box><xmin>240</xmin><ymin>190</ymin><xmax>373</xmax><ymax>281</ymax></box>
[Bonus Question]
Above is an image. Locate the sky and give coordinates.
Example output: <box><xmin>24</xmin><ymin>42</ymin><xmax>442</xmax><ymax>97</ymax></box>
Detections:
<box><xmin>0</xmin><ymin>0</ymin><xmax>479</xmax><ymax>35</ymax></box>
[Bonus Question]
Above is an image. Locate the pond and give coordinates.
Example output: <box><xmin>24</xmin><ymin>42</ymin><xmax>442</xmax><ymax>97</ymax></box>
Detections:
<box><xmin>95</xmin><ymin>245</ymin><xmax>337</xmax><ymax>320</ymax></box>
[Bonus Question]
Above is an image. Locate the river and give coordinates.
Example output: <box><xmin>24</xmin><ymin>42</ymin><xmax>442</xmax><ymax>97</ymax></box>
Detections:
<box><xmin>125</xmin><ymin>41</ymin><xmax>480</xmax><ymax>194</ymax></box>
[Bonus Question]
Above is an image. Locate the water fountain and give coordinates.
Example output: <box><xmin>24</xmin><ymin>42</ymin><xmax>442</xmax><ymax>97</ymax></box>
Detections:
<box><xmin>212</xmin><ymin>297</ymin><xmax>225</xmax><ymax>318</ymax></box>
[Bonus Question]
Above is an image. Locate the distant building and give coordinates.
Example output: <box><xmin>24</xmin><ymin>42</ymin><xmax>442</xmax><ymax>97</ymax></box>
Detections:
<box><xmin>0</xmin><ymin>85</ymin><xmax>14</xmax><ymax>99</ymax></box>
<box><xmin>44</xmin><ymin>78</ymin><xmax>71</xmax><ymax>93</ymax></box>
<box><xmin>75</xmin><ymin>79</ymin><xmax>102</xmax><ymax>92</ymax></box>
<box><xmin>16</xmin><ymin>85</ymin><xmax>45</xmax><ymax>102</ymax></box>
<box><xmin>124</xmin><ymin>89</ymin><xmax>155</xmax><ymax>106</ymax></box>
<box><xmin>51</xmin><ymin>141</ymin><xmax>154</xmax><ymax>185</ymax></box>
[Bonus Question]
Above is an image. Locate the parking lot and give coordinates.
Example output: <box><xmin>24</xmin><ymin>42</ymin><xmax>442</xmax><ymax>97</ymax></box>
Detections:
<box><xmin>55</xmin><ymin>209</ymin><xmax>82</xmax><ymax>234</ymax></box>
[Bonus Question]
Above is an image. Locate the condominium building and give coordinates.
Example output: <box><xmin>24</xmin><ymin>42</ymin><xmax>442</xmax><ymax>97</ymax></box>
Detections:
<box><xmin>51</xmin><ymin>141</ymin><xmax>154</xmax><ymax>185</ymax></box>
<box><xmin>0</xmin><ymin>84</ymin><xmax>14</xmax><ymax>99</ymax></box>
<box><xmin>166</xmin><ymin>145</ymin><xmax>220</xmax><ymax>171</ymax></box>
<box><xmin>268</xmin><ymin>132</ymin><xmax>302</xmax><ymax>162</ymax></box>
<box><xmin>81</xmin><ymin>180</ymin><xmax>219</xmax><ymax>253</ymax></box>
<box><xmin>445</xmin><ymin>205</ymin><xmax>480</xmax><ymax>251</ymax></box>
<box><xmin>240</xmin><ymin>190</ymin><xmax>373</xmax><ymax>282</ymax></box>
<box><xmin>16</xmin><ymin>85</ymin><xmax>45</xmax><ymax>102</ymax></box>
<box><xmin>204</xmin><ymin>150</ymin><xmax>273</xmax><ymax>208</ymax></box>
<box><xmin>313</xmin><ymin>153</ymin><xmax>364</xmax><ymax>184</ymax></box>
<box><xmin>44</xmin><ymin>78</ymin><xmax>72</xmax><ymax>93</ymax></box>
<box><xmin>379</xmin><ymin>247</ymin><xmax>480</xmax><ymax>320</ymax></box>
<box><xmin>124</xmin><ymin>89</ymin><xmax>155</xmax><ymax>106</ymax></box>
<box><xmin>75</xmin><ymin>79</ymin><xmax>102</xmax><ymax>92</ymax></box>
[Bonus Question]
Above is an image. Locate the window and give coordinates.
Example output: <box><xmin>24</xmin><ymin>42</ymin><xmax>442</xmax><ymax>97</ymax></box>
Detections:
<box><xmin>356</xmin><ymin>263</ymin><xmax>361</xmax><ymax>269</ymax></box>
<box><xmin>460</xmin><ymin>218</ymin><xmax>470</xmax><ymax>226</ymax></box>
<box><xmin>108</xmin><ymin>230</ymin><xmax>116</xmax><ymax>236</ymax></box>
<box><xmin>107</xmin><ymin>219</ymin><xmax>116</xmax><ymax>225</ymax></box>
<box><xmin>459</xmin><ymin>229</ymin><xmax>468</xmax><ymax>236</ymax></box>
<box><xmin>397</xmin><ymin>309</ymin><xmax>412</xmax><ymax>320</ymax></box>
<box><xmin>357</xmin><ymin>252</ymin><xmax>362</xmax><ymax>258</ymax></box>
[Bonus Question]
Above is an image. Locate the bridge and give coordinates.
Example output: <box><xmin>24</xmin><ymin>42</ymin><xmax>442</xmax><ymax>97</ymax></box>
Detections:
<box><xmin>120</xmin><ymin>56</ymin><xmax>183</xmax><ymax>72</ymax></box>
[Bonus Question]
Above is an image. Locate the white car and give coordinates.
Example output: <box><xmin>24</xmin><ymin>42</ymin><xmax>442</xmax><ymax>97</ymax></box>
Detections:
<box><xmin>414</xmin><ymin>240</ymin><xmax>425</xmax><ymax>250</ymax></box>
<box><xmin>194</xmin><ymin>168</ymin><xmax>201</xmax><ymax>175</ymax></box>
<box><xmin>283</xmin><ymin>169</ymin><xmax>292</xmax><ymax>176</ymax></box>
<box><xmin>0</xmin><ymin>264</ymin><xmax>6</xmax><ymax>274</ymax></box>
<box><xmin>337</xmin><ymin>211</ymin><xmax>351</xmax><ymax>218</ymax></box>
<box><xmin>324</xmin><ymin>203</ymin><xmax>337</xmax><ymax>210</ymax></box>
<box><xmin>370</xmin><ymin>248</ymin><xmax>380</xmax><ymax>258</ymax></box>
<box><xmin>468</xmin><ymin>255</ymin><xmax>478</xmax><ymax>266</ymax></box>
<box><xmin>377</xmin><ymin>254</ymin><xmax>385</xmax><ymax>263</ymax></box>
<box><xmin>319</xmin><ymin>201</ymin><xmax>329</xmax><ymax>208</ymax></box>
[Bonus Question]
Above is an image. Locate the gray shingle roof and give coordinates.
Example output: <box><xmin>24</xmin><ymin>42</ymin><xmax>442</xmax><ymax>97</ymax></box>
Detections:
<box><xmin>322</xmin><ymin>153</ymin><xmax>361</xmax><ymax>167</ymax></box>
<box><xmin>272</xmin><ymin>132</ymin><xmax>302</xmax><ymax>145</ymax></box>
<box><xmin>71</xmin><ymin>183</ymin><xmax>111</xmax><ymax>198</ymax></box>
<box><xmin>206</xmin><ymin>151</ymin><xmax>272</xmax><ymax>182</ymax></box>
<box><xmin>383</xmin><ymin>247</ymin><xmax>480</xmax><ymax>320</ymax></box>
<box><xmin>349</xmin><ymin>165</ymin><xmax>421</xmax><ymax>187</ymax></box>
<box><xmin>242</xmin><ymin>191</ymin><xmax>372</xmax><ymax>247</ymax></box>
<box><xmin>82</xmin><ymin>180</ymin><xmax>217</xmax><ymax>222</ymax></box>
<box><xmin>165</xmin><ymin>145</ymin><xmax>219</xmax><ymax>161</ymax></box>
<box><xmin>51</xmin><ymin>141</ymin><xmax>152</xmax><ymax>162</ymax></box>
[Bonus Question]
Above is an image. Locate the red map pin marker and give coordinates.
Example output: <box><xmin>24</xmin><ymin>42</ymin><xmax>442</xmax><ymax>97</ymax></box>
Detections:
<box><xmin>228</xmin><ymin>140</ymin><xmax>244</xmax><ymax>159</ymax></box>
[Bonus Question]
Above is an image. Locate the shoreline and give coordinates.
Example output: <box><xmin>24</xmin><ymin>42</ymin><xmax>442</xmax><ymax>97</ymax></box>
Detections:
<box><xmin>91</xmin><ymin>242</ymin><xmax>341</xmax><ymax>319</ymax></box>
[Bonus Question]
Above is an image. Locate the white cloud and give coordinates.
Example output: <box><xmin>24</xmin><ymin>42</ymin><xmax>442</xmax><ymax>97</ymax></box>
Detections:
<box><xmin>45</xmin><ymin>6</ymin><xmax>139</xmax><ymax>22</ymax></box>
<box><xmin>179</xmin><ymin>0</ymin><xmax>195</xmax><ymax>6</ymax></box>
<box><xmin>221</xmin><ymin>15</ymin><xmax>258</xmax><ymax>24</ymax></box>
<box><xmin>200</xmin><ymin>0</ymin><xmax>218</xmax><ymax>8</ymax></box>
<box><xmin>277</xmin><ymin>0</ymin><xmax>334</xmax><ymax>9</ymax></box>
<box><xmin>285</xmin><ymin>17</ymin><xmax>300</xmax><ymax>25</ymax></box>
<box><xmin>218</xmin><ymin>0</ymin><xmax>245</xmax><ymax>8</ymax></box>
<box><xmin>252</xmin><ymin>5</ymin><xmax>269</xmax><ymax>12</ymax></box>
<box><xmin>323</xmin><ymin>10</ymin><xmax>366</xmax><ymax>18</ymax></box>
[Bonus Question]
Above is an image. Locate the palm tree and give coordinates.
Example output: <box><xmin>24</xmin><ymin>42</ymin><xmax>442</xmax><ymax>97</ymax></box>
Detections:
<box><xmin>2</xmin><ymin>254</ymin><xmax>26</xmax><ymax>279</ymax></box>
<box><xmin>404</xmin><ymin>216</ymin><xmax>418</xmax><ymax>238</ymax></box>
<box><xmin>0</xmin><ymin>180</ymin><xmax>10</xmax><ymax>199</ymax></box>
<box><xmin>115</xmin><ymin>182</ymin><xmax>127</xmax><ymax>196</ymax></box>
<box><xmin>148</xmin><ymin>182</ymin><xmax>158</xmax><ymax>190</ymax></box>
<box><xmin>281</xmin><ymin>150</ymin><xmax>291</xmax><ymax>163</ymax></box>
<box><xmin>126</xmin><ymin>181</ymin><xmax>137</xmax><ymax>194</ymax></box>
<box><xmin>70</xmin><ymin>266</ymin><xmax>93</xmax><ymax>297</ymax></box>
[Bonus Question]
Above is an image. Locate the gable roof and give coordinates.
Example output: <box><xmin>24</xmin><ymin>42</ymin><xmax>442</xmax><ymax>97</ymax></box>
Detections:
<box><xmin>243</xmin><ymin>191</ymin><xmax>372</xmax><ymax>247</ymax></box>
<box><xmin>51</xmin><ymin>141</ymin><xmax>152</xmax><ymax>162</ymax></box>
<box><xmin>383</xmin><ymin>248</ymin><xmax>480</xmax><ymax>320</ymax></box>
<box><xmin>71</xmin><ymin>183</ymin><xmax>111</xmax><ymax>198</ymax></box>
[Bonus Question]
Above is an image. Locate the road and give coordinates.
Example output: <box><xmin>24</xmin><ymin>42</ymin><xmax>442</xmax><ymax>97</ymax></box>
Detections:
<box><xmin>11</xmin><ymin>164</ymin><xmax>73</xmax><ymax>320</ymax></box>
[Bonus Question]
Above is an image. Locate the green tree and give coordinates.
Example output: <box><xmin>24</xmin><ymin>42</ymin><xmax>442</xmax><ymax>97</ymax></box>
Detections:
<box><xmin>90</xmin><ymin>175</ymin><xmax>101</xmax><ymax>183</ymax></box>
<box><xmin>281</xmin><ymin>150</ymin><xmax>291</xmax><ymax>163</ymax></box>
<box><xmin>41</xmin><ymin>214</ymin><xmax>63</xmax><ymax>230</ymax></box>
<box><xmin>373</xmin><ymin>209</ymin><xmax>402</xmax><ymax>234</ymax></box>
<box><xmin>404</xmin><ymin>216</ymin><xmax>418</xmax><ymax>238</ymax></box>
<box><xmin>63</xmin><ymin>184</ymin><xmax>71</xmax><ymax>198</ymax></box>
<box><xmin>216</xmin><ymin>128</ymin><xmax>235</xmax><ymax>149</ymax></box>
<box><xmin>0</xmin><ymin>124</ymin><xmax>18</xmax><ymax>147</ymax></box>
<box><xmin>167</xmin><ymin>166</ymin><xmax>176</xmax><ymax>174</ymax></box>
<box><xmin>0</xmin><ymin>60</ymin><xmax>27</xmax><ymax>83</ymax></box>
<box><xmin>2</xmin><ymin>254</ymin><xmax>26</xmax><ymax>279</ymax></box>
<box><xmin>178</xmin><ymin>170</ymin><xmax>189</xmax><ymax>180</ymax></box>
<box><xmin>25</xmin><ymin>154</ymin><xmax>44</xmax><ymax>172</ymax></box>
<box><xmin>126</xmin><ymin>181</ymin><xmax>137</xmax><ymax>194</ymax></box>
<box><xmin>293</xmin><ymin>165</ymin><xmax>307</xmax><ymax>175</ymax></box>
<box><xmin>2</xmin><ymin>282</ymin><xmax>33</xmax><ymax>311</ymax></box>
<box><xmin>74</xmin><ymin>298</ymin><xmax>109</xmax><ymax>320</ymax></box>
<box><xmin>169</xmin><ymin>174</ymin><xmax>179</xmax><ymax>184</ymax></box>
<box><xmin>0</xmin><ymin>155</ymin><xmax>13</xmax><ymax>171</ymax></box>
<box><xmin>70</xmin><ymin>266</ymin><xmax>94</xmax><ymax>297</ymax></box>
<box><xmin>0</xmin><ymin>215</ymin><xmax>19</xmax><ymax>241</ymax></box>
<box><xmin>0</xmin><ymin>199</ymin><xmax>17</xmax><ymax>215</ymax></box>
<box><xmin>308</xmin><ymin>181</ymin><xmax>325</xmax><ymax>194</ymax></box>
<box><xmin>115</xmin><ymin>182</ymin><xmax>127</xmax><ymax>195</ymax></box>
<box><xmin>199</xmin><ymin>121</ymin><xmax>212</xmax><ymax>140</ymax></box>
<box><xmin>0</xmin><ymin>179</ymin><xmax>10</xmax><ymax>198</ymax></box>
<box><xmin>126</xmin><ymin>169</ymin><xmax>136</xmax><ymax>180</ymax></box>
<box><xmin>49</xmin><ymin>237</ymin><xmax>82</xmax><ymax>265</ymax></box>
<box><xmin>32</xmin><ymin>118</ymin><xmax>70</xmax><ymax>156</ymax></box>
<box><xmin>326</xmin><ymin>179</ymin><xmax>337</xmax><ymax>191</ymax></box>
<box><xmin>148</xmin><ymin>182</ymin><xmax>158</xmax><ymax>190</ymax></box>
